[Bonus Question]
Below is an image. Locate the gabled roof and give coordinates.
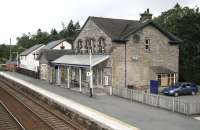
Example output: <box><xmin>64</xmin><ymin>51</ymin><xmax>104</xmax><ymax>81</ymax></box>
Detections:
<box><xmin>121</xmin><ymin>20</ymin><xmax>182</xmax><ymax>43</ymax></box>
<box><xmin>19</xmin><ymin>44</ymin><xmax>44</xmax><ymax>56</ymax></box>
<box><xmin>86</xmin><ymin>17</ymin><xmax>182</xmax><ymax>44</ymax></box>
<box><xmin>41</xmin><ymin>39</ymin><xmax>66</xmax><ymax>50</ymax></box>
<box><xmin>90</xmin><ymin>17</ymin><xmax>140</xmax><ymax>40</ymax></box>
<box><xmin>37</xmin><ymin>49</ymin><xmax>74</xmax><ymax>62</ymax></box>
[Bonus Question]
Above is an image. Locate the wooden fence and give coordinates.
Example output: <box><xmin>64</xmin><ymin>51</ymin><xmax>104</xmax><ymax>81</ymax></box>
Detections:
<box><xmin>109</xmin><ymin>87</ymin><xmax>200</xmax><ymax>115</ymax></box>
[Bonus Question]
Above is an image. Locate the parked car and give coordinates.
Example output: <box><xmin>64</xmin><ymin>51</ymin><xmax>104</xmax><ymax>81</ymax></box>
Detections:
<box><xmin>162</xmin><ymin>82</ymin><xmax>198</xmax><ymax>96</ymax></box>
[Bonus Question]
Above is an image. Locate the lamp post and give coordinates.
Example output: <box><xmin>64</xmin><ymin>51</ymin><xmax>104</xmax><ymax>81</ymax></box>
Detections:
<box><xmin>89</xmin><ymin>49</ymin><xmax>93</xmax><ymax>97</ymax></box>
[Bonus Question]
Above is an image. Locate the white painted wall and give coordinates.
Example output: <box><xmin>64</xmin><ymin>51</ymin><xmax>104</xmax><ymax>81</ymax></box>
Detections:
<box><xmin>53</xmin><ymin>41</ymin><xmax>71</xmax><ymax>50</ymax></box>
<box><xmin>20</xmin><ymin>45</ymin><xmax>45</xmax><ymax>72</ymax></box>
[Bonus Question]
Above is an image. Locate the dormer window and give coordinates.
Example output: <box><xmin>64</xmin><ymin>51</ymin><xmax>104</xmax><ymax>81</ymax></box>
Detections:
<box><xmin>145</xmin><ymin>39</ymin><xmax>150</xmax><ymax>52</ymax></box>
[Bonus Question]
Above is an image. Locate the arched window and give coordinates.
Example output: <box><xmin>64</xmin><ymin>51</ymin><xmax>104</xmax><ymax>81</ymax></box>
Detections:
<box><xmin>85</xmin><ymin>38</ymin><xmax>96</xmax><ymax>54</ymax></box>
<box><xmin>77</xmin><ymin>39</ymin><xmax>83</xmax><ymax>50</ymax></box>
<box><xmin>85</xmin><ymin>39</ymin><xmax>91</xmax><ymax>53</ymax></box>
<box><xmin>90</xmin><ymin>38</ymin><xmax>95</xmax><ymax>53</ymax></box>
<box><xmin>98</xmin><ymin>37</ymin><xmax>106</xmax><ymax>53</ymax></box>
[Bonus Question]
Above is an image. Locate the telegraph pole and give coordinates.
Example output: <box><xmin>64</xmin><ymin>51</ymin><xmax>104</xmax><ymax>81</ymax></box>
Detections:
<box><xmin>9</xmin><ymin>38</ymin><xmax>12</xmax><ymax>61</ymax></box>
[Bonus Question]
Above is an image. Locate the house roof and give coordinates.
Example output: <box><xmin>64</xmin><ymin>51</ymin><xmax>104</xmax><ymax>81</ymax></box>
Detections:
<box><xmin>41</xmin><ymin>39</ymin><xmax>66</xmax><ymax>50</ymax></box>
<box><xmin>37</xmin><ymin>49</ymin><xmax>74</xmax><ymax>62</ymax></box>
<box><xmin>151</xmin><ymin>66</ymin><xmax>177</xmax><ymax>74</ymax></box>
<box><xmin>19</xmin><ymin>44</ymin><xmax>44</xmax><ymax>56</ymax></box>
<box><xmin>6</xmin><ymin>60</ymin><xmax>17</xmax><ymax>65</ymax></box>
<box><xmin>52</xmin><ymin>55</ymin><xmax>110</xmax><ymax>67</ymax></box>
<box><xmin>91</xmin><ymin>17</ymin><xmax>140</xmax><ymax>40</ymax></box>
<box><xmin>88</xmin><ymin>17</ymin><xmax>182</xmax><ymax>43</ymax></box>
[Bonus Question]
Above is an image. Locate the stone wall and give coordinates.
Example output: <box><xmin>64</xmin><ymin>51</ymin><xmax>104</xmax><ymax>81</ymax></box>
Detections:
<box><xmin>74</xmin><ymin>18</ymin><xmax>113</xmax><ymax>54</ymax></box>
<box><xmin>125</xmin><ymin>25</ymin><xmax>179</xmax><ymax>87</ymax></box>
<box><xmin>74</xmin><ymin>18</ymin><xmax>113</xmax><ymax>86</ymax></box>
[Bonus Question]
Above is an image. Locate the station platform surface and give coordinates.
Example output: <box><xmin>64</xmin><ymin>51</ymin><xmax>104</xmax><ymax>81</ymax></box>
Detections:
<box><xmin>1</xmin><ymin>72</ymin><xmax>200</xmax><ymax>130</ymax></box>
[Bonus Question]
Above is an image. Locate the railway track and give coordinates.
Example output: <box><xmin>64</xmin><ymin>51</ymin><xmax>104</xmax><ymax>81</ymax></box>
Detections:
<box><xmin>0</xmin><ymin>82</ymin><xmax>53</xmax><ymax>130</ymax></box>
<box><xmin>0</xmin><ymin>101</ymin><xmax>25</xmax><ymax>130</ymax></box>
<box><xmin>0</xmin><ymin>79</ymin><xmax>86</xmax><ymax>130</ymax></box>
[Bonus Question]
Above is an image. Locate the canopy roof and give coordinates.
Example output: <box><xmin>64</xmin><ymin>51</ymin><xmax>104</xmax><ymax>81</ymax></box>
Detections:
<box><xmin>151</xmin><ymin>66</ymin><xmax>177</xmax><ymax>74</ymax></box>
<box><xmin>52</xmin><ymin>55</ymin><xmax>110</xmax><ymax>67</ymax></box>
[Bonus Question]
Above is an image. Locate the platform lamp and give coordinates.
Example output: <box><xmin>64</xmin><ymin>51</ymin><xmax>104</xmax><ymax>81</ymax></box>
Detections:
<box><xmin>89</xmin><ymin>49</ymin><xmax>93</xmax><ymax>97</ymax></box>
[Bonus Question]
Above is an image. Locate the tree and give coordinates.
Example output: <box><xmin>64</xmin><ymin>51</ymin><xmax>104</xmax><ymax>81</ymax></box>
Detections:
<box><xmin>154</xmin><ymin>3</ymin><xmax>200</xmax><ymax>84</ymax></box>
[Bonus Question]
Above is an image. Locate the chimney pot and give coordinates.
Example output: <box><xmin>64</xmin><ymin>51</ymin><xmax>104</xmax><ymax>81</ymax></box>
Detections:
<box><xmin>140</xmin><ymin>9</ymin><xmax>152</xmax><ymax>23</ymax></box>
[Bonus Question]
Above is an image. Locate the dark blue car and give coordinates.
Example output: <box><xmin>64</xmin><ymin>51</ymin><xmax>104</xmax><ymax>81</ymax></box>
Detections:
<box><xmin>162</xmin><ymin>82</ymin><xmax>199</xmax><ymax>96</ymax></box>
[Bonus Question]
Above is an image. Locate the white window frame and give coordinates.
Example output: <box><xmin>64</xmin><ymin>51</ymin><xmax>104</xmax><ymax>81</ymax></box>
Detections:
<box><xmin>145</xmin><ymin>38</ymin><xmax>150</xmax><ymax>52</ymax></box>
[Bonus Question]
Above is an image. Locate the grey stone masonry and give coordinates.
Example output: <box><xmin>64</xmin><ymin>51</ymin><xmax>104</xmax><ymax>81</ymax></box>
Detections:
<box><xmin>74</xmin><ymin>17</ymin><xmax>179</xmax><ymax>88</ymax></box>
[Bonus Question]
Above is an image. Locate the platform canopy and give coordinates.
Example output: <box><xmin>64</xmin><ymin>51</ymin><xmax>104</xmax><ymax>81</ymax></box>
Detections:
<box><xmin>151</xmin><ymin>66</ymin><xmax>177</xmax><ymax>74</ymax></box>
<box><xmin>52</xmin><ymin>55</ymin><xmax>110</xmax><ymax>67</ymax></box>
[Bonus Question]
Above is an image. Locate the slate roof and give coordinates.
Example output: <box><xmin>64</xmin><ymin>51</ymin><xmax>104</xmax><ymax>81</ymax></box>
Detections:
<box><xmin>19</xmin><ymin>44</ymin><xmax>44</xmax><ymax>56</ymax></box>
<box><xmin>6</xmin><ymin>60</ymin><xmax>17</xmax><ymax>65</ymax></box>
<box><xmin>88</xmin><ymin>17</ymin><xmax>182</xmax><ymax>43</ymax></box>
<box><xmin>41</xmin><ymin>39</ymin><xmax>66</xmax><ymax>50</ymax></box>
<box><xmin>91</xmin><ymin>17</ymin><xmax>140</xmax><ymax>40</ymax></box>
<box><xmin>151</xmin><ymin>66</ymin><xmax>177</xmax><ymax>74</ymax></box>
<box><xmin>37</xmin><ymin>49</ymin><xmax>74</xmax><ymax>62</ymax></box>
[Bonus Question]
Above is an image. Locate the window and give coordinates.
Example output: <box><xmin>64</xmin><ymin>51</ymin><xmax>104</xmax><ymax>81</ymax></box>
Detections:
<box><xmin>90</xmin><ymin>39</ymin><xmax>95</xmax><ymax>53</ymax></box>
<box><xmin>157</xmin><ymin>74</ymin><xmax>161</xmax><ymax>86</ymax></box>
<box><xmin>145</xmin><ymin>39</ymin><xmax>150</xmax><ymax>51</ymax></box>
<box><xmin>85</xmin><ymin>38</ymin><xmax>95</xmax><ymax>54</ymax></box>
<box><xmin>33</xmin><ymin>53</ymin><xmax>36</xmax><ymax>60</ymax></box>
<box><xmin>85</xmin><ymin>39</ymin><xmax>90</xmax><ymax>53</ymax></box>
<box><xmin>158</xmin><ymin>73</ymin><xmax>176</xmax><ymax>87</ymax></box>
<box><xmin>77</xmin><ymin>39</ymin><xmax>83</xmax><ymax>53</ymax></box>
<box><xmin>98</xmin><ymin>37</ymin><xmax>106</xmax><ymax>53</ymax></box>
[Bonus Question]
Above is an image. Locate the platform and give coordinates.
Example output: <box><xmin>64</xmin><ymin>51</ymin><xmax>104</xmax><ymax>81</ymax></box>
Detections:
<box><xmin>1</xmin><ymin>72</ymin><xmax>200</xmax><ymax>130</ymax></box>
<box><xmin>0</xmin><ymin>72</ymin><xmax>139</xmax><ymax>130</ymax></box>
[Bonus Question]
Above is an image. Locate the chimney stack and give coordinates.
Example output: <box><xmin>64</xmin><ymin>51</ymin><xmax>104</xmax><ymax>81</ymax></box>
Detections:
<box><xmin>140</xmin><ymin>8</ymin><xmax>152</xmax><ymax>23</ymax></box>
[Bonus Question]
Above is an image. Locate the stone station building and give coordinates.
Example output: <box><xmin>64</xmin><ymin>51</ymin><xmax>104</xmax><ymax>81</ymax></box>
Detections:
<box><xmin>51</xmin><ymin>9</ymin><xmax>181</xmax><ymax>93</ymax></box>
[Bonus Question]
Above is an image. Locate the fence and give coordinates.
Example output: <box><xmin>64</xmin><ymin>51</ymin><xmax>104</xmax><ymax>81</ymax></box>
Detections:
<box><xmin>16</xmin><ymin>67</ymin><xmax>39</xmax><ymax>79</ymax></box>
<box><xmin>110</xmin><ymin>87</ymin><xmax>200</xmax><ymax>115</ymax></box>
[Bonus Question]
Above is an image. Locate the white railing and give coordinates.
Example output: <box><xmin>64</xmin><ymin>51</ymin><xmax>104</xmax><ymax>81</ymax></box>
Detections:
<box><xmin>109</xmin><ymin>87</ymin><xmax>200</xmax><ymax>115</ymax></box>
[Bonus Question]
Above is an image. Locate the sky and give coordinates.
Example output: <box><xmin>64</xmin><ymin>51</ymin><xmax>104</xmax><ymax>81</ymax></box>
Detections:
<box><xmin>0</xmin><ymin>0</ymin><xmax>199</xmax><ymax>45</ymax></box>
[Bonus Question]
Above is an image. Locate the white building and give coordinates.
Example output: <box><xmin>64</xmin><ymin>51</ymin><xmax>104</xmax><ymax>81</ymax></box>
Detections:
<box><xmin>19</xmin><ymin>39</ymin><xmax>72</xmax><ymax>73</ymax></box>
<box><xmin>19</xmin><ymin>44</ymin><xmax>45</xmax><ymax>72</ymax></box>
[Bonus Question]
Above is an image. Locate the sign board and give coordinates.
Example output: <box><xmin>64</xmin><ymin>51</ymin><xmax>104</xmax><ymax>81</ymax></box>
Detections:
<box><xmin>87</xmin><ymin>72</ymin><xmax>91</xmax><ymax>76</ymax></box>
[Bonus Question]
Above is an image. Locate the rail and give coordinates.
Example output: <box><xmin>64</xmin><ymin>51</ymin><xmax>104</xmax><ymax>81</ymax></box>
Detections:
<box><xmin>0</xmin><ymin>100</ymin><xmax>26</xmax><ymax>130</ymax></box>
<box><xmin>0</xmin><ymin>78</ymin><xmax>84</xmax><ymax>130</ymax></box>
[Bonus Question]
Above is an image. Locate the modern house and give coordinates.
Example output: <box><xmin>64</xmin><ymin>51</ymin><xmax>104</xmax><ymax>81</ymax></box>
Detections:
<box><xmin>19</xmin><ymin>39</ymin><xmax>71</xmax><ymax>73</ymax></box>
<box><xmin>19</xmin><ymin>44</ymin><xmax>45</xmax><ymax>72</ymax></box>
<box><xmin>51</xmin><ymin>9</ymin><xmax>181</xmax><ymax>91</ymax></box>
